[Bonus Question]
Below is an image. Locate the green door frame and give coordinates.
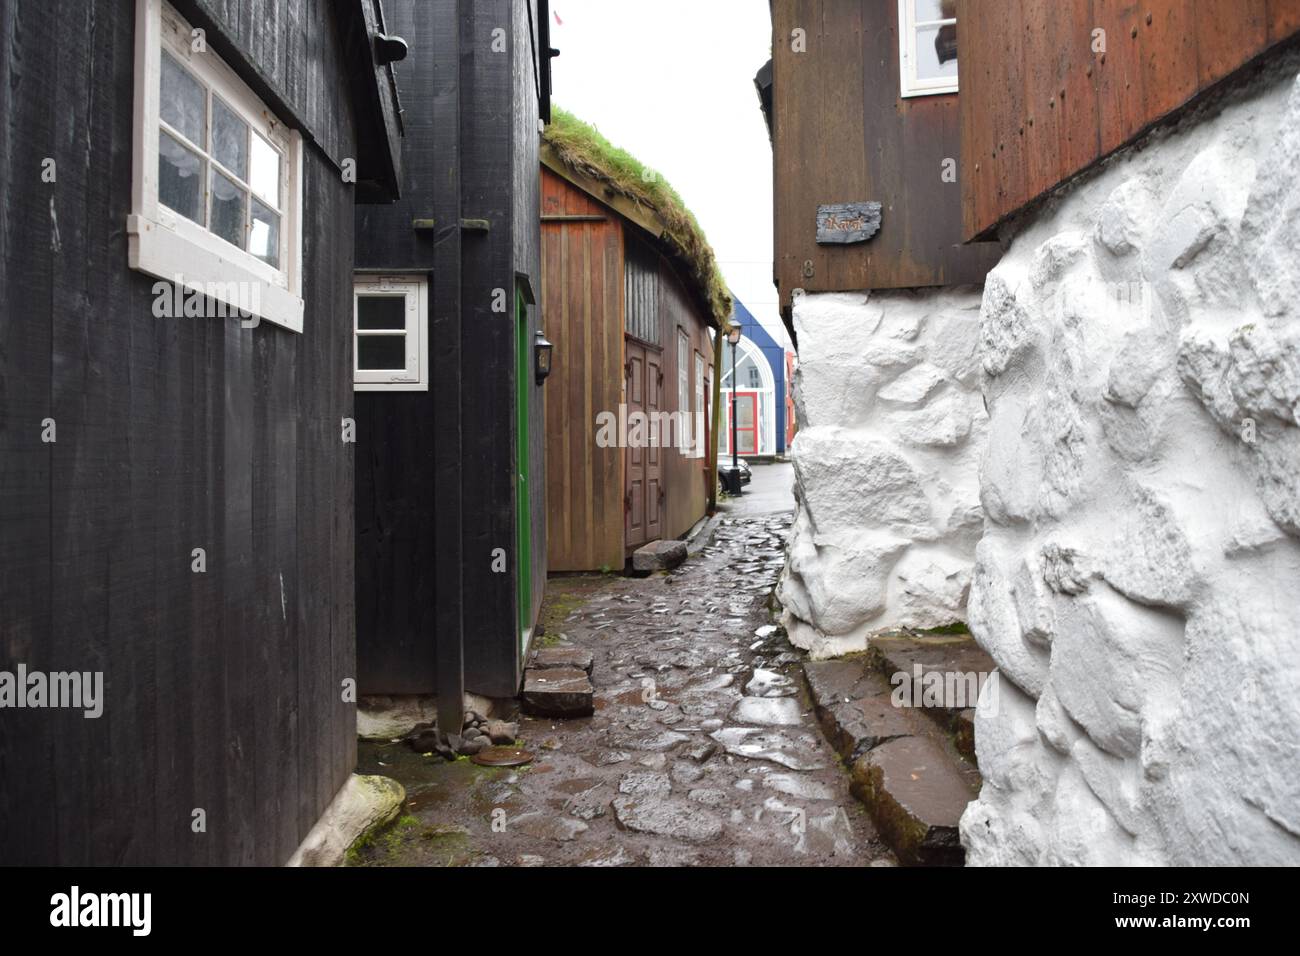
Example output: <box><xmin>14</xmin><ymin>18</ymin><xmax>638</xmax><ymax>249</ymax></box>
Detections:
<box><xmin>515</xmin><ymin>287</ymin><xmax>532</xmax><ymax>650</ymax></box>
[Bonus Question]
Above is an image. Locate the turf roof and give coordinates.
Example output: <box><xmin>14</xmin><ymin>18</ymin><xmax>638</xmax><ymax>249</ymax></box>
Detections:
<box><xmin>542</xmin><ymin>106</ymin><xmax>733</xmax><ymax>328</ymax></box>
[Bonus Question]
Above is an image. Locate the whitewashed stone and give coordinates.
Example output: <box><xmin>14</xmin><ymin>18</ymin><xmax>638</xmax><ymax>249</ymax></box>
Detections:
<box><xmin>780</xmin><ymin>287</ymin><xmax>988</xmax><ymax>655</ymax></box>
<box><xmin>962</xmin><ymin>63</ymin><xmax>1300</xmax><ymax>866</ymax></box>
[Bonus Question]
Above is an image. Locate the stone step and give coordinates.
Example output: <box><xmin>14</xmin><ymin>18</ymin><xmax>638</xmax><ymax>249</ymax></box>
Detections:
<box><xmin>529</xmin><ymin>644</ymin><xmax>595</xmax><ymax>675</ymax></box>
<box><xmin>849</xmin><ymin>736</ymin><xmax>975</xmax><ymax>867</ymax></box>
<box><xmin>802</xmin><ymin>637</ymin><xmax>989</xmax><ymax>866</ymax></box>
<box><xmin>631</xmin><ymin>538</ymin><xmax>687</xmax><ymax>572</ymax></box>
<box><xmin>866</xmin><ymin>633</ymin><xmax>995</xmax><ymax>759</ymax></box>
<box><xmin>521</xmin><ymin>666</ymin><xmax>594</xmax><ymax>718</ymax></box>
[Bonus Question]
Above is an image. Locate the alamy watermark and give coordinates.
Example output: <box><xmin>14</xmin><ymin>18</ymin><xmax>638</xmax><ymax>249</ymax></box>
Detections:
<box><xmin>152</xmin><ymin>274</ymin><xmax>261</xmax><ymax>328</ymax></box>
<box><xmin>0</xmin><ymin>664</ymin><xmax>103</xmax><ymax>718</ymax></box>
<box><xmin>594</xmin><ymin>405</ymin><xmax>706</xmax><ymax>452</ymax></box>
<box><xmin>50</xmin><ymin>886</ymin><xmax>150</xmax><ymax>936</ymax></box>
<box><xmin>890</xmin><ymin>664</ymin><xmax>999</xmax><ymax>716</ymax></box>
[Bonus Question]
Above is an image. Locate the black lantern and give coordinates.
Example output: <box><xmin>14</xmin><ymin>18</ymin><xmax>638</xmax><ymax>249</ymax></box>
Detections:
<box><xmin>722</xmin><ymin>324</ymin><xmax>744</xmax><ymax>496</ymax></box>
<box><xmin>534</xmin><ymin>330</ymin><xmax>554</xmax><ymax>384</ymax></box>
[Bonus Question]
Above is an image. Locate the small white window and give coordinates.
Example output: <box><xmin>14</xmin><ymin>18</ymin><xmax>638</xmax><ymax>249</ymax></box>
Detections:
<box><xmin>898</xmin><ymin>0</ymin><xmax>958</xmax><ymax>98</ymax></box>
<box><xmin>129</xmin><ymin>0</ymin><xmax>305</xmax><ymax>331</ymax></box>
<box><xmin>354</xmin><ymin>276</ymin><xmax>429</xmax><ymax>391</ymax></box>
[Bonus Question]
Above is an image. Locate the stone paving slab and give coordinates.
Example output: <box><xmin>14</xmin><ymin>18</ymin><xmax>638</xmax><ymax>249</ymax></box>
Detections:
<box><xmin>521</xmin><ymin>667</ymin><xmax>594</xmax><ymax>717</ymax></box>
<box><xmin>529</xmin><ymin>645</ymin><xmax>595</xmax><ymax>675</ymax></box>
<box><xmin>850</xmin><ymin>736</ymin><xmax>977</xmax><ymax>867</ymax></box>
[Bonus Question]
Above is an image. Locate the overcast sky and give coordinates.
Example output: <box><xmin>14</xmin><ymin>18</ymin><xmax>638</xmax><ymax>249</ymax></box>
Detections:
<box><xmin>548</xmin><ymin>0</ymin><xmax>790</xmax><ymax>348</ymax></box>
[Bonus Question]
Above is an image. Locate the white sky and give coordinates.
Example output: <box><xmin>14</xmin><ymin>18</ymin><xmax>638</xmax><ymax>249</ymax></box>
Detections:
<box><xmin>548</xmin><ymin>0</ymin><xmax>791</xmax><ymax>349</ymax></box>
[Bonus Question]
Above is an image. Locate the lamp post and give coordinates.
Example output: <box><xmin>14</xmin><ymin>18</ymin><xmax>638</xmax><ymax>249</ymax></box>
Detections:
<box><xmin>725</xmin><ymin>324</ymin><xmax>742</xmax><ymax>495</ymax></box>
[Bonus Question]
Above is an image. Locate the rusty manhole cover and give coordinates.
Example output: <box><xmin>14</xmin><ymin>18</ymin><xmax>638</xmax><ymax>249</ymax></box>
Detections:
<box><xmin>471</xmin><ymin>746</ymin><xmax>534</xmax><ymax>767</ymax></box>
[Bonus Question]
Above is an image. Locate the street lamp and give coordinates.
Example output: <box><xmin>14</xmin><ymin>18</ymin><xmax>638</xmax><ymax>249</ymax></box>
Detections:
<box><xmin>724</xmin><ymin>324</ymin><xmax>743</xmax><ymax>496</ymax></box>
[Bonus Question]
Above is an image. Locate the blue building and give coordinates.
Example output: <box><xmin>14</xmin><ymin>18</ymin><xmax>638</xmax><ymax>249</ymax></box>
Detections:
<box><xmin>721</xmin><ymin>296</ymin><xmax>792</xmax><ymax>457</ymax></box>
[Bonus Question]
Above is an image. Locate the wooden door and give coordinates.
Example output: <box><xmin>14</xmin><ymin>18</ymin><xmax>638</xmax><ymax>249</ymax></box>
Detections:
<box><xmin>625</xmin><ymin>340</ymin><xmax>647</xmax><ymax>550</ymax></box>
<box><xmin>625</xmin><ymin>338</ymin><xmax>664</xmax><ymax>551</ymax></box>
<box><xmin>645</xmin><ymin>349</ymin><xmax>663</xmax><ymax>542</ymax></box>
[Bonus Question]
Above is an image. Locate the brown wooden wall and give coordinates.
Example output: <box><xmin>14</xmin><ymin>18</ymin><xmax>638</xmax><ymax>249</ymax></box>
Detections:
<box><xmin>770</xmin><ymin>0</ymin><xmax>1000</xmax><ymax>315</ymax></box>
<box><xmin>659</xmin><ymin>259</ymin><xmax>715</xmax><ymax>543</ymax></box>
<box><xmin>958</xmin><ymin>0</ymin><xmax>1300</xmax><ymax>239</ymax></box>
<box><xmin>541</xmin><ymin>167</ymin><xmax>717</xmax><ymax>570</ymax></box>
<box><xmin>541</xmin><ymin>168</ymin><xmax>626</xmax><ymax>572</ymax></box>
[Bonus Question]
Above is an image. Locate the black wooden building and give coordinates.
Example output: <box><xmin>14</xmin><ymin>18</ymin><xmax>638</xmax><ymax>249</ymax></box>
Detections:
<box><xmin>0</xmin><ymin>0</ymin><xmax>403</xmax><ymax>865</ymax></box>
<box><xmin>352</xmin><ymin>0</ymin><xmax>553</xmax><ymax>726</ymax></box>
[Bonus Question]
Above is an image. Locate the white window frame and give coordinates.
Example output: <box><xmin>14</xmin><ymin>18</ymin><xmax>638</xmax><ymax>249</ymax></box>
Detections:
<box><xmin>128</xmin><ymin>0</ymin><xmax>305</xmax><ymax>332</ymax></box>
<box><xmin>898</xmin><ymin>0</ymin><xmax>959</xmax><ymax>99</ymax></box>
<box><xmin>353</xmin><ymin>275</ymin><xmax>429</xmax><ymax>391</ymax></box>
<box><xmin>677</xmin><ymin>329</ymin><xmax>691</xmax><ymax>453</ymax></box>
<box><xmin>693</xmin><ymin>350</ymin><xmax>706</xmax><ymax>460</ymax></box>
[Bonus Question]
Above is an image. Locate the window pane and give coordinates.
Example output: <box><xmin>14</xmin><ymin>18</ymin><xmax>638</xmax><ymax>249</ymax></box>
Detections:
<box><xmin>917</xmin><ymin>22</ymin><xmax>959</xmax><ymax>80</ymax></box>
<box><xmin>358</xmin><ymin>335</ymin><xmax>407</xmax><ymax>371</ymax></box>
<box><xmin>211</xmin><ymin>96</ymin><xmax>248</xmax><ymax>180</ymax></box>
<box><xmin>210</xmin><ymin>169</ymin><xmax>245</xmax><ymax>248</ymax></box>
<box><xmin>357</xmin><ymin>295</ymin><xmax>407</xmax><ymax>330</ymax></box>
<box><xmin>158</xmin><ymin>130</ymin><xmax>204</xmax><ymax>224</ymax></box>
<box><xmin>249</xmin><ymin>198</ymin><xmax>279</xmax><ymax>268</ymax></box>
<box><xmin>160</xmin><ymin>52</ymin><xmax>206</xmax><ymax>146</ymax></box>
<box><xmin>250</xmin><ymin>132</ymin><xmax>280</xmax><ymax>207</ymax></box>
<box><xmin>915</xmin><ymin>0</ymin><xmax>955</xmax><ymax>22</ymax></box>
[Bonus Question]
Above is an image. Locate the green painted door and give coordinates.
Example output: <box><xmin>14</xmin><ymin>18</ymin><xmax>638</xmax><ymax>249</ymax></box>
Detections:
<box><xmin>515</xmin><ymin>288</ymin><xmax>532</xmax><ymax>651</ymax></box>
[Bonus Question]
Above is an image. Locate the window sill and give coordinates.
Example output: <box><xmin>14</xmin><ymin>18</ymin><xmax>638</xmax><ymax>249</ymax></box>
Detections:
<box><xmin>127</xmin><ymin>213</ymin><xmax>304</xmax><ymax>333</ymax></box>
<box><xmin>354</xmin><ymin>382</ymin><xmax>430</xmax><ymax>393</ymax></box>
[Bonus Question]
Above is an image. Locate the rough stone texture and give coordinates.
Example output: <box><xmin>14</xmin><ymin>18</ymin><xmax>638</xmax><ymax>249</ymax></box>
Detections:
<box><xmin>851</xmin><ymin>737</ymin><xmax>973</xmax><ymax>867</ymax></box>
<box><xmin>530</xmin><ymin>645</ymin><xmax>595</xmax><ymax>675</ymax></box>
<box><xmin>632</xmin><ymin>538</ymin><xmax>688</xmax><ymax>572</ymax></box>
<box><xmin>778</xmin><ymin>287</ymin><xmax>988</xmax><ymax>657</ymax></box>
<box><xmin>286</xmin><ymin>775</ymin><xmax>405</xmax><ymax>867</ymax></box>
<box><xmin>521</xmin><ymin>667</ymin><xmax>594</xmax><ymax>717</ymax></box>
<box><xmin>961</xmin><ymin>64</ymin><xmax>1300</xmax><ymax>866</ymax></box>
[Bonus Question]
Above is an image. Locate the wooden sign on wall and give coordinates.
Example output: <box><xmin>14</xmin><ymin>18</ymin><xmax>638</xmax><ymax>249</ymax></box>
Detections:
<box><xmin>816</xmin><ymin>201</ymin><xmax>882</xmax><ymax>244</ymax></box>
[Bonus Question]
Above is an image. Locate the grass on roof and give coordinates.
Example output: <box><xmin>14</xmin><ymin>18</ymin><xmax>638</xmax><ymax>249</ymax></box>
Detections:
<box><xmin>543</xmin><ymin>106</ymin><xmax>733</xmax><ymax>327</ymax></box>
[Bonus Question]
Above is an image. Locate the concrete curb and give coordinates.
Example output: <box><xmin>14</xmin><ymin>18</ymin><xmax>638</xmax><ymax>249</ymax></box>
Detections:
<box><xmin>685</xmin><ymin>513</ymin><xmax>725</xmax><ymax>557</ymax></box>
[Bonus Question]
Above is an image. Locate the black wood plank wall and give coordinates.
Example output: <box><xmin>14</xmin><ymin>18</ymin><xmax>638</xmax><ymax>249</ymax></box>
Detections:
<box><xmin>353</xmin><ymin>0</ymin><xmax>547</xmax><ymax>701</ymax></box>
<box><xmin>0</xmin><ymin>0</ymin><xmax>358</xmax><ymax>866</ymax></box>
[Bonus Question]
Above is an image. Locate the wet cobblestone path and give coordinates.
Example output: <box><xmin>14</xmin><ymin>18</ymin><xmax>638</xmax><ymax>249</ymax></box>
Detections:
<box><xmin>355</xmin><ymin>514</ymin><xmax>893</xmax><ymax>867</ymax></box>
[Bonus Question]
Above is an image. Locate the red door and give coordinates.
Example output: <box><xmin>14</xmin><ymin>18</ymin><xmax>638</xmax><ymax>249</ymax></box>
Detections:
<box><xmin>726</xmin><ymin>392</ymin><xmax>759</xmax><ymax>456</ymax></box>
<box><xmin>625</xmin><ymin>340</ymin><xmax>664</xmax><ymax>550</ymax></box>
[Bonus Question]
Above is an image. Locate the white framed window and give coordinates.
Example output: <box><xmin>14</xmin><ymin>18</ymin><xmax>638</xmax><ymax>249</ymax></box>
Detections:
<box><xmin>693</xmin><ymin>350</ymin><xmax>706</xmax><ymax>460</ymax></box>
<box><xmin>353</xmin><ymin>275</ymin><xmax>429</xmax><ymax>391</ymax></box>
<box><xmin>128</xmin><ymin>0</ymin><xmax>305</xmax><ymax>332</ymax></box>
<box><xmin>677</xmin><ymin>329</ymin><xmax>691</xmax><ymax>452</ymax></box>
<box><xmin>898</xmin><ymin>0</ymin><xmax>958</xmax><ymax>98</ymax></box>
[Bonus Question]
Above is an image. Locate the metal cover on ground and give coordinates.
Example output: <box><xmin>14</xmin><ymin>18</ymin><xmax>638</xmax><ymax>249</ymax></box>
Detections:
<box><xmin>471</xmin><ymin>746</ymin><xmax>534</xmax><ymax>767</ymax></box>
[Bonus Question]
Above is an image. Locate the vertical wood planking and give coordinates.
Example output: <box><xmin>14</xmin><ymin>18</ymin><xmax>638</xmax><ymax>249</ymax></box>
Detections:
<box><xmin>960</xmin><ymin>0</ymin><xmax>1300</xmax><ymax>238</ymax></box>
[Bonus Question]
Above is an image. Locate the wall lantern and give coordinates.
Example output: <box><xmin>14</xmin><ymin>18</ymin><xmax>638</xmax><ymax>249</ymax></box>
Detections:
<box><xmin>534</xmin><ymin>330</ymin><xmax>554</xmax><ymax>385</ymax></box>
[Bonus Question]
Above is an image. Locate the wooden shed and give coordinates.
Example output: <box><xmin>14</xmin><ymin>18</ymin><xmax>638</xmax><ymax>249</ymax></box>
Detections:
<box><xmin>0</xmin><ymin>0</ymin><xmax>403</xmax><ymax>864</ymax></box>
<box><xmin>352</xmin><ymin>0</ymin><xmax>554</xmax><ymax>718</ymax></box>
<box><xmin>540</xmin><ymin>113</ymin><xmax>729</xmax><ymax>573</ymax></box>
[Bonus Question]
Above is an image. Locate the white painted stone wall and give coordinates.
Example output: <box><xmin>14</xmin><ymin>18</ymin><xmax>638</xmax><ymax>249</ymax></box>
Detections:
<box><xmin>961</xmin><ymin>62</ymin><xmax>1300</xmax><ymax>865</ymax></box>
<box><xmin>777</xmin><ymin>287</ymin><xmax>988</xmax><ymax>657</ymax></box>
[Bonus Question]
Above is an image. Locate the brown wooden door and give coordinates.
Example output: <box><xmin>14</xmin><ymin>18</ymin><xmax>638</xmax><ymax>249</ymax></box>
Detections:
<box><xmin>625</xmin><ymin>340</ymin><xmax>646</xmax><ymax>550</ymax></box>
<box><xmin>644</xmin><ymin>349</ymin><xmax>663</xmax><ymax>543</ymax></box>
<box><xmin>624</xmin><ymin>338</ymin><xmax>664</xmax><ymax>551</ymax></box>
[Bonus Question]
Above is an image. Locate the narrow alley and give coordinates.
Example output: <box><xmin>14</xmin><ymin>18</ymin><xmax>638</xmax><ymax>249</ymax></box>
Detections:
<box><xmin>355</xmin><ymin>466</ymin><xmax>893</xmax><ymax>867</ymax></box>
